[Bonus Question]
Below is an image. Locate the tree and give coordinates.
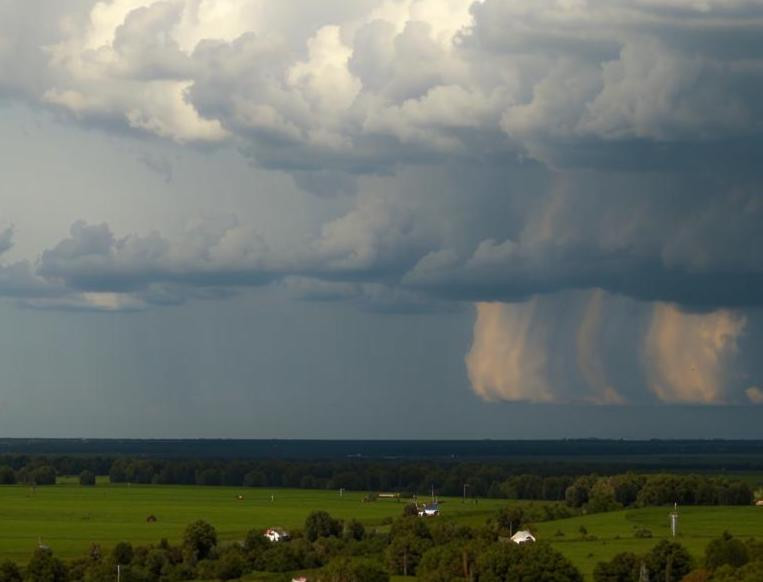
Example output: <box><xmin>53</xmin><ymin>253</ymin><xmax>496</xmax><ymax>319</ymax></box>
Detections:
<box><xmin>182</xmin><ymin>520</ymin><xmax>217</xmax><ymax>560</ymax></box>
<box><xmin>111</xmin><ymin>541</ymin><xmax>134</xmax><ymax>565</ymax></box>
<box><xmin>244</xmin><ymin>529</ymin><xmax>269</xmax><ymax>554</ymax></box>
<box><xmin>385</xmin><ymin>534</ymin><xmax>433</xmax><ymax>577</ymax></box>
<box><xmin>565</xmin><ymin>480</ymin><xmax>590</xmax><ymax>508</ymax></box>
<box><xmin>418</xmin><ymin>542</ymin><xmax>478</xmax><ymax>582</ymax></box>
<box><xmin>0</xmin><ymin>467</ymin><xmax>16</xmax><ymax>485</ymax></box>
<box><xmin>593</xmin><ymin>552</ymin><xmax>640</xmax><ymax>582</ymax></box>
<box><xmin>216</xmin><ymin>550</ymin><xmax>246</xmax><ymax>580</ymax></box>
<box><xmin>403</xmin><ymin>502</ymin><xmax>419</xmax><ymax>517</ymax></box>
<box><xmin>390</xmin><ymin>516</ymin><xmax>431</xmax><ymax>541</ymax></box>
<box><xmin>79</xmin><ymin>470</ymin><xmax>96</xmax><ymax>486</ymax></box>
<box><xmin>25</xmin><ymin>548</ymin><xmax>68</xmax><ymax>582</ymax></box>
<box><xmin>0</xmin><ymin>560</ymin><xmax>22</xmax><ymax>582</ymax></box>
<box><xmin>495</xmin><ymin>506</ymin><xmax>525</xmax><ymax>535</ymax></box>
<box><xmin>645</xmin><ymin>540</ymin><xmax>693</xmax><ymax>582</ymax></box>
<box><xmin>256</xmin><ymin>543</ymin><xmax>303</xmax><ymax>572</ymax></box>
<box><xmin>587</xmin><ymin>478</ymin><xmax>622</xmax><ymax>514</ymax></box>
<box><xmin>31</xmin><ymin>465</ymin><xmax>57</xmax><ymax>485</ymax></box>
<box><xmin>318</xmin><ymin>557</ymin><xmax>389</xmax><ymax>582</ymax></box>
<box><xmin>476</xmin><ymin>541</ymin><xmax>583</xmax><ymax>582</ymax></box>
<box><xmin>344</xmin><ymin>519</ymin><xmax>365</xmax><ymax>541</ymax></box>
<box><xmin>243</xmin><ymin>470</ymin><xmax>266</xmax><ymax>487</ymax></box>
<box><xmin>305</xmin><ymin>511</ymin><xmax>342</xmax><ymax>542</ymax></box>
<box><xmin>705</xmin><ymin>531</ymin><xmax>749</xmax><ymax>571</ymax></box>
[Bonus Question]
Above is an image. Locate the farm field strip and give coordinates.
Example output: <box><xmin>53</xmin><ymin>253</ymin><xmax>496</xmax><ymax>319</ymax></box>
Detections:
<box><xmin>536</xmin><ymin>505</ymin><xmax>763</xmax><ymax>579</ymax></box>
<box><xmin>0</xmin><ymin>483</ymin><xmax>505</xmax><ymax>563</ymax></box>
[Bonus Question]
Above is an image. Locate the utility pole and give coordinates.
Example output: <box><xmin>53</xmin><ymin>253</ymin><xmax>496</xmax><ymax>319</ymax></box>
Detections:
<box><xmin>670</xmin><ymin>502</ymin><xmax>679</xmax><ymax>538</ymax></box>
<box><xmin>639</xmin><ymin>562</ymin><xmax>649</xmax><ymax>582</ymax></box>
<box><xmin>463</xmin><ymin>483</ymin><xmax>470</xmax><ymax>503</ymax></box>
<box><xmin>117</xmin><ymin>564</ymin><xmax>121</xmax><ymax>582</ymax></box>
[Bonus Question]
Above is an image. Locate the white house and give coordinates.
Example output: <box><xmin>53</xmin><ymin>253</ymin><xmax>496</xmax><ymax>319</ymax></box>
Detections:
<box><xmin>264</xmin><ymin>528</ymin><xmax>289</xmax><ymax>542</ymax></box>
<box><xmin>418</xmin><ymin>503</ymin><xmax>440</xmax><ymax>517</ymax></box>
<box><xmin>510</xmin><ymin>530</ymin><xmax>536</xmax><ymax>544</ymax></box>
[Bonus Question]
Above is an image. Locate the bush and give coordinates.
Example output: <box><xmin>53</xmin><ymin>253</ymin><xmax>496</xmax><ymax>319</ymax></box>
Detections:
<box><xmin>305</xmin><ymin>511</ymin><xmax>342</xmax><ymax>542</ymax></box>
<box><xmin>705</xmin><ymin>531</ymin><xmax>749</xmax><ymax>571</ymax></box>
<box><xmin>216</xmin><ymin>550</ymin><xmax>246</xmax><ymax>580</ymax></box>
<box><xmin>25</xmin><ymin>548</ymin><xmax>67</xmax><ymax>582</ymax></box>
<box><xmin>0</xmin><ymin>560</ymin><xmax>22</xmax><ymax>582</ymax></box>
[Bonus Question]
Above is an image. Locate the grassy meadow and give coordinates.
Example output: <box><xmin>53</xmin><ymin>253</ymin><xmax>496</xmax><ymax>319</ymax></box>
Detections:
<box><xmin>0</xmin><ymin>480</ymin><xmax>505</xmax><ymax>564</ymax></box>
<box><xmin>535</xmin><ymin>505</ymin><xmax>763</xmax><ymax>579</ymax></box>
<box><xmin>1</xmin><ymin>479</ymin><xmax>761</xmax><ymax>580</ymax></box>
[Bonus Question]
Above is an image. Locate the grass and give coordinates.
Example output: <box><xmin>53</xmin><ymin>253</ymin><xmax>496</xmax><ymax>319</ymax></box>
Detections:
<box><xmin>3</xmin><ymin>480</ymin><xmax>761</xmax><ymax>580</ymax></box>
<box><xmin>536</xmin><ymin>505</ymin><xmax>763</xmax><ymax>579</ymax></box>
<box><xmin>0</xmin><ymin>480</ymin><xmax>506</xmax><ymax>563</ymax></box>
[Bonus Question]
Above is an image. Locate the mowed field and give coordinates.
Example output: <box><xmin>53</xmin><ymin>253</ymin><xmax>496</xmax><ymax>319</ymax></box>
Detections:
<box><xmin>535</xmin><ymin>505</ymin><xmax>763</xmax><ymax>579</ymax></box>
<box><xmin>0</xmin><ymin>481</ymin><xmax>505</xmax><ymax>563</ymax></box>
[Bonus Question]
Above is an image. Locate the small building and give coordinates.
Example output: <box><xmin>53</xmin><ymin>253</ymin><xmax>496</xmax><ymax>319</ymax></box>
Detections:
<box><xmin>264</xmin><ymin>528</ymin><xmax>289</xmax><ymax>542</ymax></box>
<box><xmin>418</xmin><ymin>503</ymin><xmax>440</xmax><ymax>517</ymax></box>
<box><xmin>510</xmin><ymin>530</ymin><xmax>536</xmax><ymax>544</ymax></box>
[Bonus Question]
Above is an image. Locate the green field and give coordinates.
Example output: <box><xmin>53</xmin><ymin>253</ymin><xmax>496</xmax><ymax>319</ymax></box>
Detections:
<box><xmin>0</xmin><ymin>481</ymin><xmax>505</xmax><ymax>564</ymax></box>
<box><xmin>536</xmin><ymin>505</ymin><xmax>763</xmax><ymax>579</ymax></box>
<box><xmin>2</xmin><ymin>481</ymin><xmax>761</xmax><ymax>580</ymax></box>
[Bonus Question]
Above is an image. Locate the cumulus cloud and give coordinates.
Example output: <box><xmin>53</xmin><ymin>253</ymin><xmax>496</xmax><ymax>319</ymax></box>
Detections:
<box><xmin>1</xmin><ymin>0</ymin><xmax>762</xmax><ymax>404</ymax></box>
<box><xmin>2</xmin><ymin>0</ymin><xmax>761</xmax><ymax>167</ymax></box>
<box><xmin>37</xmin><ymin>219</ymin><xmax>277</xmax><ymax>295</ymax></box>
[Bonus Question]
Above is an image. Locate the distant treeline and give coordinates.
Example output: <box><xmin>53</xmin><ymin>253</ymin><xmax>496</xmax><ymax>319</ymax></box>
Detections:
<box><xmin>0</xmin><ymin>456</ymin><xmax>755</xmax><ymax>507</ymax></box>
<box><xmin>2</xmin><ymin>438</ymin><xmax>763</xmax><ymax>464</ymax></box>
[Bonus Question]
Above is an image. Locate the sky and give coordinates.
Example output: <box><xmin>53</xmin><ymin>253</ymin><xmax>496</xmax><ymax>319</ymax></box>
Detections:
<box><xmin>1</xmin><ymin>0</ymin><xmax>762</xmax><ymax>438</ymax></box>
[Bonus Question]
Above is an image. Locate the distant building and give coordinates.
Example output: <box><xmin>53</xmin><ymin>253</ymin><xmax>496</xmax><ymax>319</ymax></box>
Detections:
<box><xmin>510</xmin><ymin>530</ymin><xmax>536</xmax><ymax>544</ymax></box>
<box><xmin>291</xmin><ymin>578</ymin><xmax>308</xmax><ymax>582</ymax></box>
<box><xmin>418</xmin><ymin>503</ymin><xmax>440</xmax><ymax>517</ymax></box>
<box><xmin>264</xmin><ymin>528</ymin><xmax>290</xmax><ymax>542</ymax></box>
<box><xmin>756</xmin><ymin>500</ymin><xmax>763</xmax><ymax>506</ymax></box>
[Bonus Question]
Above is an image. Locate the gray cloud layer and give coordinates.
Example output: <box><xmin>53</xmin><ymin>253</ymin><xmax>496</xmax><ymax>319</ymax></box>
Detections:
<box><xmin>1</xmin><ymin>1</ymin><xmax>762</xmax><ymax>410</ymax></box>
<box><xmin>0</xmin><ymin>0</ymin><xmax>760</xmax><ymax>310</ymax></box>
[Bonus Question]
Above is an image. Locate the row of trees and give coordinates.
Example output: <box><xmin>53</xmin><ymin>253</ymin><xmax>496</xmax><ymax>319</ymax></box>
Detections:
<box><xmin>0</xmin><ymin>458</ymin><xmax>754</xmax><ymax>508</ymax></box>
<box><xmin>561</xmin><ymin>473</ymin><xmax>753</xmax><ymax>512</ymax></box>
<box><xmin>593</xmin><ymin>532</ymin><xmax>763</xmax><ymax>581</ymax></box>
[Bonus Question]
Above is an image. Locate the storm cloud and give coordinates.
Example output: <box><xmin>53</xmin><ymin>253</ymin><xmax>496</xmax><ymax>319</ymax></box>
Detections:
<box><xmin>0</xmin><ymin>0</ymin><xmax>762</xmax><ymax>420</ymax></box>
